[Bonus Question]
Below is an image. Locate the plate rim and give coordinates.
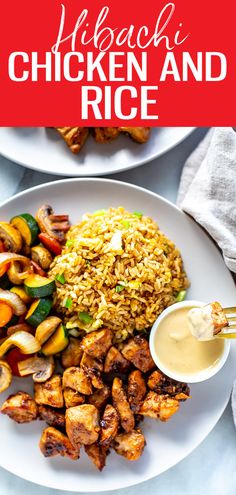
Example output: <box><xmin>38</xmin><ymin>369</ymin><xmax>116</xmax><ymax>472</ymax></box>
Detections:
<box><xmin>0</xmin><ymin>127</ymin><xmax>196</xmax><ymax>177</ymax></box>
<box><xmin>0</xmin><ymin>177</ymin><xmax>234</xmax><ymax>492</ymax></box>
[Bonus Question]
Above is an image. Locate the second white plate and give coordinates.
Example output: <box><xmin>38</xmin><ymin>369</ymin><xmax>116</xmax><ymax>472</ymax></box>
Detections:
<box><xmin>0</xmin><ymin>127</ymin><xmax>195</xmax><ymax>176</ymax></box>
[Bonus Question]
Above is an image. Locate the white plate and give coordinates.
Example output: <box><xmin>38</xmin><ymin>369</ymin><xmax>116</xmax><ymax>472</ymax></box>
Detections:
<box><xmin>0</xmin><ymin>127</ymin><xmax>195</xmax><ymax>176</ymax></box>
<box><xmin>0</xmin><ymin>178</ymin><xmax>235</xmax><ymax>492</ymax></box>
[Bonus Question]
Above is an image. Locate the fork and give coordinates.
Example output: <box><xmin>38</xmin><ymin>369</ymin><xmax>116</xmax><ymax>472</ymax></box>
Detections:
<box><xmin>217</xmin><ymin>307</ymin><xmax>236</xmax><ymax>339</ymax></box>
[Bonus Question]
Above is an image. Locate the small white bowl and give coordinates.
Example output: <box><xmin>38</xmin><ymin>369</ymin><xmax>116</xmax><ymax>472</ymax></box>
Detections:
<box><xmin>149</xmin><ymin>300</ymin><xmax>230</xmax><ymax>383</ymax></box>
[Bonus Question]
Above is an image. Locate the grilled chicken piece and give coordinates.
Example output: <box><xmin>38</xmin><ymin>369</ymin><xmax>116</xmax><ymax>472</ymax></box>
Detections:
<box><xmin>94</xmin><ymin>127</ymin><xmax>120</xmax><ymax>143</ymax></box>
<box><xmin>1</xmin><ymin>392</ymin><xmax>38</xmax><ymax>423</ymax></box>
<box><xmin>100</xmin><ymin>404</ymin><xmax>119</xmax><ymax>448</ymax></box>
<box><xmin>113</xmin><ymin>429</ymin><xmax>145</xmax><ymax>461</ymax></box>
<box><xmin>81</xmin><ymin>328</ymin><xmax>113</xmax><ymax>359</ymax></box>
<box><xmin>121</xmin><ymin>336</ymin><xmax>155</xmax><ymax>373</ymax></box>
<box><xmin>56</xmin><ymin>127</ymin><xmax>89</xmax><ymax>154</ymax></box>
<box><xmin>63</xmin><ymin>388</ymin><xmax>85</xmax><ymax>408</ymax></box>
<box><xmin>61</xmin><ymin>338</ymin><xmax>83</xmax><ymax>369</ymax></box>
<box><xmin>38</xmin><ymin>405</ymin><xmax>65</xmax><ymax>429</ymax></box>
<box><xmin>89</xmin><ymin>386</ymin><xmax>110</xmax><ymax>410</ymax></box>
<box><xmin>147</xmin><ymin>370</ymin><xmax>190</xmax><ymax>400</ymax></box>
<box><xmin>80</xmin><ymin>352</ymin><xmax>104</xmax><ymax>389</ymax></box>
<box><xmin>119</xmin><ymin>127</ymin><xmax>151</xmax><ymax>144</ymax></box>
<box><xmin>84</xmin><ymin>443</ymin><xmax>107</xmax><ymax>471</ymax></box>
<box><xmin>62</xmin><ymin>367</ymin><xmax>92</xmax><ymax>395</ymax></box>
<box><xmin>34</xmin><ymin>374</ymin><xmax>64</xmax><ymax>408</ymax></box>
<box><xmin>139</xmin><ymin>392</ymin><xmax>179</xmax><ymax>421</ymax></box>
<box><xmin>66</xmin><ymin>404</ymin><xmax>100</xmax><ymax>447</ymax></box>
<box><xmin>112</xmin><ymin>377</ymin><xmax>135</xmax><ymax>433</ymax></box>
<box><xmin>39</xmin><ymin>426</ymin><xmax>79</xmax><ymax>460</ymax></box>
<box><xmin>104</xmin><ymin>346</ymin><xmax>130</xmax><ymax>374</ymax></box>
<box><xmin>127</xmin><ymin>370</ymin><xmax>147</xmax><ymax>413</ymax></box>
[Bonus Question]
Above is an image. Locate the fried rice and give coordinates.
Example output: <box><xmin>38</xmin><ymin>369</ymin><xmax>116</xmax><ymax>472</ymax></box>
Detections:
<box><xmin>49</xmin><ymin>207</ymin><xmax>189</xmax><ymax>341</ymax></box>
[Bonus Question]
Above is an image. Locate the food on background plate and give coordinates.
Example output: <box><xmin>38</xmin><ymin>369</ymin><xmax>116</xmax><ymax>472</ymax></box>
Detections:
<box><xmin>0</xmin><ymin>203</ymin><xmax>190</xmax><ymax>471</ymax></box>
<box><xmin>55</xmin><ymin>127</ymin><xmax>151</xmax><ymax>154</ymax></box>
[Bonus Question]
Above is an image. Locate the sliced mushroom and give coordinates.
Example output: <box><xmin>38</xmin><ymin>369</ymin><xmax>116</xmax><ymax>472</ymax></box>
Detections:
<box><xmin>31</xmin><ymin>245</ymin><xmax>53</xmax><ymax>270</ymax></box>
<box><xmin>0</xmin><ymin>222</ymin><xmax>22</xmax><ymax>253</ymax></box>
<box><xmin>0</xmin><ymin>360</ymin><xmax>12</xmax><ymax>393</ymax></box>
<box><xmin>18</xmin><ymin>356</ymin><xmax>55</xmax><ymax>382</ymax></box>
<box><xmin>36</xmin><ymin>205</ymin><xmax>70</xmax><ymax>243</ymax></box>
<box><xmin>35</xmin><ymin>316</ymin><xmax>62</xmax><ymax>345</ymax></box>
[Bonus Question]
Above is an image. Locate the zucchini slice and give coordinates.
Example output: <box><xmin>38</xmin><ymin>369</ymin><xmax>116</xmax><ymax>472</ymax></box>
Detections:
<box><xmin>42</xmin><ymin>324</ymin><xmax>69</xmax><ymax>355</ymax></box>
<box><xmin>11</xmin><ymin>214</ymin><xmax>39</xmax><ymax>246</ymax></box>
<box><xmin>25</xmin><ymin>298</ymin><xmax>52</xmax><ymax>327</ymax></box>
<box><xmin>24</xmin><ymin>275</ymin><xmax>56</xmax><ymax>298</ymax></box>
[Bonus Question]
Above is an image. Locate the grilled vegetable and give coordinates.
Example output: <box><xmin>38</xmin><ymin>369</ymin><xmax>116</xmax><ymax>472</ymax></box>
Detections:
<box><xmin>31</xmin><ymin>245</ymin><xmax>53</xmax><ymax>270</ymax></box>
<box><xmin>0</xmin><ymin>289</ymin><xmax>27</xmax><ymax>316</ymax></box>
<box><xmin>0</xmin><ymin>360</ymin><xmax>12</xmax><ymax>392</ymax></box>
<box><xmin>24</xmin><ymin>274</ymin><xmax>56</xmax><ymax>298</ymax></box>
<box><xmin>25</xmin><ymin>298</ymin><xmax>52</xmax><ymax>327</ymax></box>
<box><xmin>0</xmin><ymin>302</ymin><xmax>13</xmax><ymax>326</ymax></box>
<box><xmin>0</xmin><ymin>331</ymin><xmax>41</xmax><ymax>358</ymax></box>
<box><xmin>18</xmin><ymin>355</ymin><xmax>55</xmax><ymax>382</ymax></box>
<box><xmin>36</xmin><ymin>205</ymin><xmax>70</xmax><ymax>243</ymax></box>
<box><xmin>10</xmin><ymin>286</ymin><xmax>32</xmax><ymax>304</ymax></box>
<box><xmin>35</xmin><ymin>316</ymin><xmax>62</xmax><ymax>345</ymax></box>
<box><xmin>0</xmin><ymin>253</ymin><xmax>32</xmax><ymax>283</ymax></box>
<box><xmin>7</xmin><ymin>323</ymin><xmax>33</xmax><ymax>337</ymax></box>
<box><xmin>0</xmin><ymin>222</ymin><xmax>22</xmax><ymax>253</ymax></box>
<box><xmin>38</xmin><ymin>233</ymin><xmax>62</xmax><ymax>256</ymax></box>
<box><xmin>10</xmin><ymin>214</ymin><xmax>39</xmax><ymax>247</ymax></box>
<box><xmin>0</xmin><ymin>262</ymin><xmax>10</xmax><ymax>278</ymax></box>
<box><xmin>5</xmin><ymin>348</ymin><xmax>32</xmax><ymax>376</ymax></box>
<box><xmin>42</xmin><ymin>324</ymin><xmax>69</xmax><ymax>356</ymax></box>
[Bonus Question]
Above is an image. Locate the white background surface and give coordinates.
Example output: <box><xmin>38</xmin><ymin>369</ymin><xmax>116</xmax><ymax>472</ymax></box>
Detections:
<box><xmin>0</xmin><ymin>127</ymin><xmax>236</xmax><ymax>495</ymax></box>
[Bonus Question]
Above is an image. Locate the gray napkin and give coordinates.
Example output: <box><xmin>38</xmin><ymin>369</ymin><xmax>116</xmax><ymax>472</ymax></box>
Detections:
<box><xmin>177</xmin><ymin>128</ymin><xmax>236</xmax><ymax>273</ymax></box>
<box><xmin>178</xmin><ymin>127</ymin><xmax>236</xmax><ymax>422</ymax></box>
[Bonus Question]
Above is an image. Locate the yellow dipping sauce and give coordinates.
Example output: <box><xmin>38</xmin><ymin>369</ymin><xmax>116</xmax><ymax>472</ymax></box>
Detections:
<box><xmin>155</xmin><ymin>306</ymin><xmax>224</xmax><ymax>376</ymax></box>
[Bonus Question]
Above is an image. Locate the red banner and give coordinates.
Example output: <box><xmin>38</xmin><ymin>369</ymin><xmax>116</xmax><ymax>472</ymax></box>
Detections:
<box><xmin>0</xmin><ymin>0</ymin><xmax>235</xmax><ymax>126</ymax></box>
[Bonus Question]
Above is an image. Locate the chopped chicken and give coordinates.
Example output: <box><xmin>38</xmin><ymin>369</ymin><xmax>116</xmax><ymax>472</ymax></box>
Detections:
<box><xmin>113</xmin><ymin>429</ymin><xmax>145</xmax><ymax>461</ymax></box>
<box><xmin>147</xmin><ymin>370</ymin><xmax>190</xmax><ymax>400</ymax></box>
<box><xmin>128</xmin><ymin>370</ymin><xmax>147</xmax><ymax>413</ymax></box>
<box><xmin>56</xmin><ymin>127</ymin><xmax>89</xmax><ymax>154</ymax></box>
<box><xmin>209</xmin><ymin>302</ymin><xmax>228</xmax><ymax>333</ymax></box>
<box><xmin>80</xmin><ymin>352</ymin><xmax>104</xmax><ymax>389</ymax></box>
<box><xmin>81</xmin><ymin>328</ymin><xmax>113</xmax><ymax>359</ymax></box>
<box><xmin>62</xmin><ymin>367</ymin><xmax>92</xmax><ymax>395</ymax></box>
<box><xmin>66</xmin><ymin>404</ymin><xmax>100</xmax><ymax>447</ymax></box>
<box><xmin>38</xmin><ymin>405</ymin><xmax>65</xmax><ymax>429</ymax></box>
<box><xmin>34</xmin><ymin>374</ymin><xmax>64</xmax><ymax>408</ymax></box>
<box><xmin>94</xmin><ymin>127</ymin><xmax>120</xmax><ymax>143</ymax></box>
<box><xmin>104</xmin><ymin>346</ymin><xmax>130</xmax><ymax>374</ymax></box>
<box><xmin>61</xmin><ymin>337</ymin><xmax>83</xmax><ymax>369</ymax></box>
<box><xmin>121</xmin><ymin>336</ymin><xmax>155</xmax><ymax>373</ymax></box>
<box><xmin>1</xmin><ymin>392</ymin><xmax>38</xmax><ymax>424</ymax></box>
<box><xmin>119</xmin><ymin>127</ymin><xmax>151</xmax><ymax>144</ymax></box>
<box><xmin>100</xmin><ymin>404</ymin><xmax>119</xmax><ymax>448</ymax></box>
<box><xmin>84</xmin><ymin>443</ymin><xmax>107</xmax><ymax>471</ymax></box>
<box><xmin>139</xmin><ymin>392</ymin><xmax>179</xmax><ymax>421</ymax></box>
<box><xmin>63</xmin><ymin>388</ymin><xmax>85</xmax><ymax>408</ymax></box>
<box><xmin>89</xmin><ymin>386</ymin><xmax>111</xmax><ymax>410</ymax></box>
<box><xmin>39</xmin><ymin>426</ymin><xmax>79</xmax><ymax>460</ymax></box>
<box><xmin>112</xmin><ymin>377</ymin><xmax>135</xmax><ymax>432</ymax></box>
